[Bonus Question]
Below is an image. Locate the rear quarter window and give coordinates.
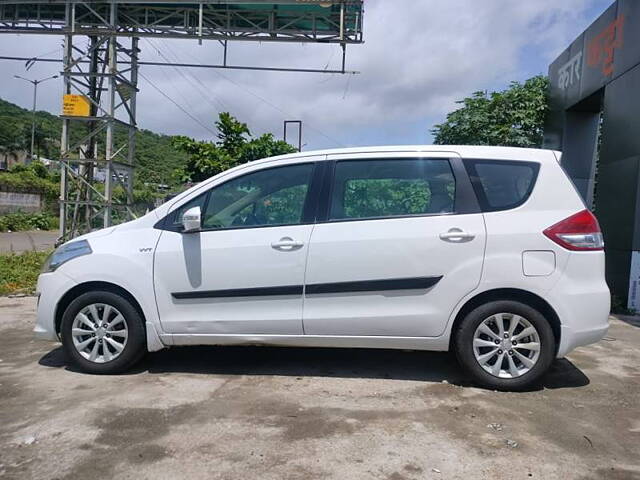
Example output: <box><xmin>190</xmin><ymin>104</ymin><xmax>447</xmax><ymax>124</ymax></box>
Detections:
<box><xmin>463</xmin><ymin>159</ymin><xmax>540</xmax><ymax>212</ymax></box>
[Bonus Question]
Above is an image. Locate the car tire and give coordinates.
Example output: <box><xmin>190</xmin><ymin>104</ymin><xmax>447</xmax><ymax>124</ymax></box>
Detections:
<box><xmin>60</xmin><ymin>290</ymin><xmax>146</xmax><ymax>374</ymax></box>
<box><xmin>454</xmin><ymin>300</ymin><xmax>556</xmax><ymax>391</ymax></box>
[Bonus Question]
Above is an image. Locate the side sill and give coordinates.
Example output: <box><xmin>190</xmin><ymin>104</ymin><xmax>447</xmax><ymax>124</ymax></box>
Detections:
<box><xmin>158</xmin><ymin>334</ymin><xmax>450</xmax><ymax>352</ymax></box>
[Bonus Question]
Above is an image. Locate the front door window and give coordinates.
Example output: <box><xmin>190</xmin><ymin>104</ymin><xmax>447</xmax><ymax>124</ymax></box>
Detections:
<box><xmin>202</xmin><ymin>163</ymin><xmax>314</xmax><ymax>229</ymax></box>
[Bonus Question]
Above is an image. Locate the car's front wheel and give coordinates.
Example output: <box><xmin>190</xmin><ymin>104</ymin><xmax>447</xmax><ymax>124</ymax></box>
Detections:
<box><xmin>454</xmin><ymin>300</ymin><xmax>555</xmax><ymax>390</ymax></box>
<box><xmin>60</xmin><ymin>290</ymin><xmax>146</xmax><ymax>374</ymax></box>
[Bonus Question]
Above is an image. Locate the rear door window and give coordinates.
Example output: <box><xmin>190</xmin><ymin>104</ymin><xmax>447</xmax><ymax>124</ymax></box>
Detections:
<box><xmin>463</xmin><ymin>159</ymin><xmax>540</xmax><ymax>212</ymax></box>
<box><xmin>329</xmin><ymin>158</ymin><xmax>456</xmax><ymax>221</ymax></box>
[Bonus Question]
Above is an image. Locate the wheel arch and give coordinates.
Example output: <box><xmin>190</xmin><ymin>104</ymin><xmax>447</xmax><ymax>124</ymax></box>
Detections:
<box><xmin>448</xmin><ymin>288</ymin><xmax>561</xmax><ymax>354</ymax></box>
<box><xmin>55</xmin><ymin>281</ymin><xmax>147</xmax><ymax>338</ymax></box>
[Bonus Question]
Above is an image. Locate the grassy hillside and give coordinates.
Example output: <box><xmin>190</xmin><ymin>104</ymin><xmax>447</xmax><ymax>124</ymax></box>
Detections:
<box><xmin>0</xmin><ymin>98</ymin><xmax>188</xmax><ymax>186</ymax></box>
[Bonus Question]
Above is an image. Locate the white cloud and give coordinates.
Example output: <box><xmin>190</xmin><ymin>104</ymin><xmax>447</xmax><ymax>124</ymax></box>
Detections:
<box><xmin>0</xmin><ymin>0</ymin><xmax>611</xmax><ymax>150</ymax></box>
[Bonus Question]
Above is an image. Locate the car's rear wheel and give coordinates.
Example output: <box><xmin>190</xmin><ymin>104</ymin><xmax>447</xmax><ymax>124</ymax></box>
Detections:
<box><xmin>60</xmin><ymin>290</ymin><xmax>146</xmax><ymax>374</ymax></box>
<box><xmin>454</xmin><ymin>300</ymin><xmax>555</xmax><ymax>390</ymax></box>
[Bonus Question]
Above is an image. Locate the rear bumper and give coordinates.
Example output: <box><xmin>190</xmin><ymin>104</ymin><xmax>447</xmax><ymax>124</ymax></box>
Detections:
<box><xmin>550</xmin><ymin>252</ymin><xmax>610</xmax><ymax>358</ymax></box>
<box><xmin>557</xmin><ymin>322</ymin><xmax>609</xmax><ymax>357</ymax></box>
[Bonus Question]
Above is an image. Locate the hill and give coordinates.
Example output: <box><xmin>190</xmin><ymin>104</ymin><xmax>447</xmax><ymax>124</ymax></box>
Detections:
<box><xmin>0</xmin><ymin>97</ymin><xmax>188</xmax><ymax>186</ymax></box>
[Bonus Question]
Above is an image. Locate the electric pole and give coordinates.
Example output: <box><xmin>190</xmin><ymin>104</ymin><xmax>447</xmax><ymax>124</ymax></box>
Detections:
<box><xmin>13</xmin><ymin>74</ymin><xmax>58</xmax><ymax>161</ymax></box>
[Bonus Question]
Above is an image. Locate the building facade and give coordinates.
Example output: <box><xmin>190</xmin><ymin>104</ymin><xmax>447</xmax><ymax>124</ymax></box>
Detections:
<box><xmin>543</xmin><ymin>0</ymin><xmax>640</xmax><ymax>310</ymax></box>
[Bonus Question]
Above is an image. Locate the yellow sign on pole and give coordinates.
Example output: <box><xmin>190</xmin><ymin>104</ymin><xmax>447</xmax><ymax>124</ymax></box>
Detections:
<box><xmin>62</xmin><ymin>94</ymin><xmax>91</xmax><ymax>117</ymax></box>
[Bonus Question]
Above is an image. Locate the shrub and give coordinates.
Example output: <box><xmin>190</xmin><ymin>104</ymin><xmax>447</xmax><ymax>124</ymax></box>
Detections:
<box><xmin>0</xmin><ymin>250</ymin><xmax>51</xmax><ymax>295</ymax></box>
<box><xmin>0</xmin><ymin>170</ymin><xmax>58</xmax><ymax>201</ymax></box>
<box><xmin>0</xmin><ymin>212</ymin><xmax>58</xmax><ymax>232</ymax></box>
<box><xmin>27</xmin><ymin>160</ymin><xmax>50</xmax><ymax>179</ymax></box>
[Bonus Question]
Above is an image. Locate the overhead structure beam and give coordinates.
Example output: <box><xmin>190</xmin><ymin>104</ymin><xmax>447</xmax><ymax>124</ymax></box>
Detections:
<box><xmin>0</xmin><ymin>1</ymin><xmax>363</xmax><ymax>44</ymax></box>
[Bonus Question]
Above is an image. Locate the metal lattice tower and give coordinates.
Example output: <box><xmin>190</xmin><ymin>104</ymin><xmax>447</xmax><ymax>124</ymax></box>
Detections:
<box><xmin>0</xmin><ymin>1</ymin><xmax>364</xmax><ymax>241</ymax></box>
<box><xmin>58</xmin><ymin>4</ymin><xmax>140</xmax><ymax>238</ymax></box>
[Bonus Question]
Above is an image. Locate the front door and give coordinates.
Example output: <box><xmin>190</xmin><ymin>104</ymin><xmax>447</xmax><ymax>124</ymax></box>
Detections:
<box><xmin>154</xmin><ymin>160</ymin><xmax>320</xmax><ymax>335</ymax></box>
<box><xmin>303</xmin><ymin>152</ymin><xmax>486</xmax><ymax>337</ymax></box>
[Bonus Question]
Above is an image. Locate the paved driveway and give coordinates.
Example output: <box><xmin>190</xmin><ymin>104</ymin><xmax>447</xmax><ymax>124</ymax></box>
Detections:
<box><xmin>0</xmin><ymin>231</ymin><xmax>58</xmax><ymax>254</ymax></box>
<box><xmin>0</xmin><ymin>297</ymin><xmax>639</xmax><ymax>479</ymax></box>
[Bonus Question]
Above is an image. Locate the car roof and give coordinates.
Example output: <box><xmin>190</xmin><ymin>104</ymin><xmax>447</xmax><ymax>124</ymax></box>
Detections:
<box><xmin>252</xmin><ymin>145</ymin><xmax>559</xmax><ymax>165</ymax></box>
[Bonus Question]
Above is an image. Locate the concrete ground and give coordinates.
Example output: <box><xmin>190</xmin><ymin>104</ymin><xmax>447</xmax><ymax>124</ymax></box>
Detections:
<box><xmin>0</xmin><ymin>231</ymin><xmax>58</xmax><ymax>254</ymax></box>
<box><xmin>0</xmin><ymin>297</ymin><xmax>639</xmax><ymax>480</ymax></box>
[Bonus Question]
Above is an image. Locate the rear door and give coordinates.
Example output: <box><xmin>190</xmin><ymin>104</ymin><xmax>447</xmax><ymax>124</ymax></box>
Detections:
<box><xmin>302</xmin><ymin>151</ymin><xmax>486</xmax><ymax>337</ymax></box>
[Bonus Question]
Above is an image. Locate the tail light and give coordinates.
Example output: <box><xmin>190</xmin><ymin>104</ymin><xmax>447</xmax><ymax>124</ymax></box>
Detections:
<box><xmin>543</xmin><ymin>209</ymin><xmax>604</xmax><ymax>251</ymax></box>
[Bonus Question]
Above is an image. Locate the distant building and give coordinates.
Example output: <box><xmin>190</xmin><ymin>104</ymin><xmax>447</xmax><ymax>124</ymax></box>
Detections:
<box><xmin>0</xmin><ymin>150</ymin><xmax>29</xmax><ymax>170</ymax></box>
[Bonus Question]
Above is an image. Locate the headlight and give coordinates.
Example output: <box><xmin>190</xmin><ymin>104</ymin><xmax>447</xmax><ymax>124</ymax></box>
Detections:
<box><xmin>41</xmin><ymin>240</ymin><xmax>92</xmax><ymax>273</ymax></box>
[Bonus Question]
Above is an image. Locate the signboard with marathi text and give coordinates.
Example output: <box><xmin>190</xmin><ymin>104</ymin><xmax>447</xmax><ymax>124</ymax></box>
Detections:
<box><xmin>547</xmin><ymin>1</ymin><xmax>639</xmax><ymax>108</ymax></box>
<box><xmin>62</xmin><ymin>94</ymin><xmax>90</xmax><ymax>117</ymax></box>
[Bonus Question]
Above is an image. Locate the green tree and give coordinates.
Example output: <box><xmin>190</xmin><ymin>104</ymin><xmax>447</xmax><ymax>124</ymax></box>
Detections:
<box><xmin>216</xmin><ymin>112</ymin><xmax>250</xmax><ymax>157</ymax></box>
<box><xmin>172</xmin><ymin>112</ymin><xmax>297</xmax><ymax>182</ymax></box>
<box><xmin>431</xmin><ymin>75</ymin><xmax>549</xmax><ymax>148</ymax></box>
<box><xmin>0</xmin><ymin>117</ymin><xmax>29</xmax><ymax>153</ymax></box>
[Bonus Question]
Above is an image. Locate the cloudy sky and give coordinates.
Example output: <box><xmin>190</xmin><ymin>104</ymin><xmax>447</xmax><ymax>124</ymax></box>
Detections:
<box><xmin>0</xmin><ymin>0</ymin><xmax>613</xmax><ymax>150</ymax></box>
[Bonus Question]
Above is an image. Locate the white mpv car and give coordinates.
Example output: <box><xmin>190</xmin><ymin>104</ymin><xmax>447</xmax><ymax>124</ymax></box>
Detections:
<box><xmin>35</xmin><ymin>146</ymin><xmax>610</xmax><ymax>390</ymax></box>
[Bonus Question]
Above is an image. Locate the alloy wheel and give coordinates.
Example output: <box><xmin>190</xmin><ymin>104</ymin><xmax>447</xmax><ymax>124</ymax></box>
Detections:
<box><xmin>472</xmin><ymin>312</ymin><xmax>541</xmax><ymax>378</ymax></box>
<box><xmin>71</xmin><ymin>303</ymin><xmax>128</xmax><ymax>363</ymax></box>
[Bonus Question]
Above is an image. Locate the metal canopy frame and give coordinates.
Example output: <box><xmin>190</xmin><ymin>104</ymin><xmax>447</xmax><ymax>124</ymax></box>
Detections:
<box><xmin>0</xmin><ymin>1</ymin><xmax>364</xmax><ymax>241</ymax></box>
<box><xmin>0</xmin><ymin>1</ymin><xmax>363</xmax><ymax>43</ymax></box>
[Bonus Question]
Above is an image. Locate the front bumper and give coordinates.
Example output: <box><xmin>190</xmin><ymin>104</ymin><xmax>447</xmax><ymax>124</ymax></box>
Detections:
<box><xmin>33</xmin><ymin>270</ymin><xmax>78</xmax><ymax>342</ymax></box>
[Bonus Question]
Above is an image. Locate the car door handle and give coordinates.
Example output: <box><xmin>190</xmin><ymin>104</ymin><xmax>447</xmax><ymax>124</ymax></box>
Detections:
<box><xmin>439</xmin><ymin>228</ymin><xmax>475</xmax><ymax>242</ymax></box>
<box><xmin>271</xmin><ymin>237</ymin><xmax>304</xmax><ymax>251</ymax></box>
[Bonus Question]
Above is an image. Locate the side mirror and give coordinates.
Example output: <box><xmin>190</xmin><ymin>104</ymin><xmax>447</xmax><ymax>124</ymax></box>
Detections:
<box><xmin>182</xmin><ymin>206</ymin><xmax>201</xmax><ymax>233</ymax></box>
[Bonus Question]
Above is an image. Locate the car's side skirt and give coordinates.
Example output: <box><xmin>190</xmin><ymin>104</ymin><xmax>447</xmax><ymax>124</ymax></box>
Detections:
<box><xmin>158</xmin><ymin>333</ymin><xmax>450</xmax><ymax>351</ymax></box>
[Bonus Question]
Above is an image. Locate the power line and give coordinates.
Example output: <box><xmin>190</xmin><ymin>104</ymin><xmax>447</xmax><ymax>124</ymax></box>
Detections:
<box><xmin>25</xmin><ymin>46</ymin><xmax>62</xmax><ymax>70</ymax></box>
<box><xmin>175</xmin><ymin>47</ymin><xmax>347</xmax><ymax>147</ymax></box>
<box><xmin>146</xmin><ymin>38</ymin><xmax>227</xmax><ymax>112</ymax></box>
<box><xmin>142</xmin><ymin>41</ymin><xmax>345</xmax><ymax>146</ymax></box>
<box><xmin>126</xmin><ymin>48</ymin><xmax>214</xmax><ymax>131</ymax></box>
<box><xmin>342</xmin><ymin>73</ymin><xmax>352</xmax><ymax>100</ymax></box>
<box><xmin>137</xmin><ymin>70</ymin><xmax>217</xmax><ymax>137</ymax></box>
<box><xmin>0</xmin><ymin>55</ymin><xmax>357</xmax><ymax>74</ymax></box>
<box><xmin>214</xmin><ymin>69</ymin><xmax>346</xmax><ymax>147</ymax></box>
<box><xmin>158</xmin><ymin>39</ymin><xmax>228</xmax><ymax>111</ymax></box>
